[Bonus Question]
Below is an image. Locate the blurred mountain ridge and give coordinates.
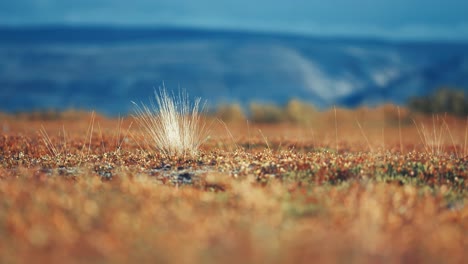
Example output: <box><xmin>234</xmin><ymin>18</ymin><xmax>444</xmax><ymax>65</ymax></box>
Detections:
<box><xmin>1</xmin><ymin>26</ymin><xmax>467</xmax><ymax>115</ymax></box>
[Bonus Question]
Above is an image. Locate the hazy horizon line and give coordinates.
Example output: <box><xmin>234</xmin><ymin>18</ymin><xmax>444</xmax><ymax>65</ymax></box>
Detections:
<box><xmin>2</xmin><ymin>22</ymin><xmax>468</xmax><ymax>44</ymax></box>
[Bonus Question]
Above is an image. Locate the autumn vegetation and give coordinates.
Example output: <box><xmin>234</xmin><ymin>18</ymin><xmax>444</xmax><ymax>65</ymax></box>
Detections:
<box><xmin>0</xmin><ymin>92</ymin><xmax>467</xmax><ymax>263</ymax></box>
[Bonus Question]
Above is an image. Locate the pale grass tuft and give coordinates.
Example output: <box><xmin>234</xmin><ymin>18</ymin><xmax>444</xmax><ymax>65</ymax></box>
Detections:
<box><xmin>132</xmin><ymin>88</ymin><xmax>208</xmax><ymax>158</ymax></box>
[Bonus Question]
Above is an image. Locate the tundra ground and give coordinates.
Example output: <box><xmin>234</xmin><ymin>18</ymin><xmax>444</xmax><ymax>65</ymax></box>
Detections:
<box><xmin>0</xmin><ymin>107</ymin><xmax>467</xmax><ymax>263</ymax></box>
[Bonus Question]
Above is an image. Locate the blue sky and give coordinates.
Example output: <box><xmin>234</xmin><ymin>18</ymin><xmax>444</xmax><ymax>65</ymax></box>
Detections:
<box><xmin>1</xmin><ymin>0</ymin><xmax>468</xmax><ymax>40</ymax></box>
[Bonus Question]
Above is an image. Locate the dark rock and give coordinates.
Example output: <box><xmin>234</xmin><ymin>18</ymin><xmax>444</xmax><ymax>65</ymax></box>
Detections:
<box><xmin>163</xmin><ymin>164</ymin><xmax>171</xmax><ymax>171</ymax></box>
<box><xmin>176</xmin><ymin>172</ymin><xmax>193</xmax><ymax>185</ymax></box>
<box><xmin>94</xmin><ymin>164</ymin><xmax>113</xmax><ymax>180</ymax></box>
<box><xmin>99</xmin><ymin>171</ymin><xmax>113</xmax><ymax>180</ymax></box>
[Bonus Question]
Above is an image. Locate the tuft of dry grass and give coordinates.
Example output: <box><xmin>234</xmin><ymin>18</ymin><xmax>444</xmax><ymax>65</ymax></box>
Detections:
<box><xmin>132</xmin><ymin>88</ymin><xmax>207</xmax><ymax>158</ymax></box>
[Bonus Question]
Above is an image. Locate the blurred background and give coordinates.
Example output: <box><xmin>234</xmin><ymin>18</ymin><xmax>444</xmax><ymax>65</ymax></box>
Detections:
<box><xmin>0</xmin><ymin>0</ymin><xmax>467</xmax><ymax>116</ymax></box>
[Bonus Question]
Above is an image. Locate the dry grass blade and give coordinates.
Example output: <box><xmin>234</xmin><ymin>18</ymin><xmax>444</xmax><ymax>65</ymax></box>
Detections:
<box><xmin>433</xmin><ymin>115</ymin><xmax>444</xmax><ymax>155</ymax></box>
<box><xmin>111</xmin><ymin>116</ymin><xmax>133</xmax><ymax>153</ymax></box>
<box><xmin>98</xmin><ymin>122</ymin><xmax>105</xmax><ymax>153</ymax></box>
<box><xmin>334</xmin><ymin>106</ymin><xmax>338</xmax><ymax>152</ymax></box>
<box><xmin>61</xmin><ymin>125</ymin><xmax>68</xmax><ymax>157</ymax></box>
<box><xmin>397</xmin><ymin>106</ymin><xmax>403</xmax><ymax>153</ymax></box>
<box><xmin>117</xmin><ymin>120</ymin><xmax>133</xmax><ymax>152</ymax></box>
<box><xmin>258</xmin><ymin>129</ymin><xmax>270</xmax><ymax>151</ymax></box>
<box><xmin>464</xmin><ymin>116</ymin><xmax>468</xmax><ymax>157</ymax></box>
<box><xmin>413</xmin><ymin>119</ymin><xmax>428</xmax><ymax>154</ymax></box>
<box><xmin>111</xmin><ymin>115</ymin><xmax>123</xmax><ymax>151</ymax></box>
<box><xmin>247</xmin><ymin>119</ymin><xmax>251</xmax><ymax>151</ymax></box>
<box><xmin>356</xmin><ymin>119</ymin><xmax>373</xmax><ymax>152</ymax></box>
<box><xmin>443</xmin><ymin>119</ymin><xmax>459</xmax><ymax>158</ymax></box>
<box><xmin>40</xmin><ymin>125</ymin><xmax>59</xmax><ymax>157</ymax></box>
<box><xmin>132</xmin><ymin>87</ymin><xmax>208</xmax><ymax>158</ymax></box>
<box><xmin>79</xmin><ymin>111</ymin><xmax>96</xmax><ymax>159</ymax></box>
<box><xmin>217</xmin><ymin>118</ymin><xmax>239</xmax><ymax>151</ymax></box>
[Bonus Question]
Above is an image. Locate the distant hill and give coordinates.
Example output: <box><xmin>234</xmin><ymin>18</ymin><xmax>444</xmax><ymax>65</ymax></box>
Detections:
<box><xmin>0</xmin><ymin>26</ymin><xmax>467</xmax><ymax>115</ymax></box>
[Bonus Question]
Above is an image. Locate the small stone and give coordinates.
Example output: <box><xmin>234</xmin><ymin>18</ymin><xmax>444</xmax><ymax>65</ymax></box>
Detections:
<box><xmin>163</xmin><ymin>164</ymin><xmax>171</xmax><ymax>171</ymax></box>
<box><xmin>176</xmin><ymin>172</ymin><xmax>193</xmax><ymax>185</ymax></box>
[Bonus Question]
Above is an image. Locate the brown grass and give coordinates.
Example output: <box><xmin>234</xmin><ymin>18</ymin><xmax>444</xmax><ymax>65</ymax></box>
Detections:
<box><xmin>0</xmin><ymin>106</ymin><xmax>467</xmax><ymax>263</ymax></box>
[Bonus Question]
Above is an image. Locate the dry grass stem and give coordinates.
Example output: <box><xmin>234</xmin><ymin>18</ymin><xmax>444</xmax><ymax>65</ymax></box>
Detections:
<box><xmin>356</xmin><ymin>119</ymin><xmax>373</xmax><ymax>152</ymax></box>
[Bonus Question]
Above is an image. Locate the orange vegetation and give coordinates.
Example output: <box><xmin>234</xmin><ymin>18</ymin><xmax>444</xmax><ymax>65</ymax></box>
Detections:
<box><xmin>0</xmin><ymin>106</ymin><xmax>467</xmax><ymax>263</ymax></box>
